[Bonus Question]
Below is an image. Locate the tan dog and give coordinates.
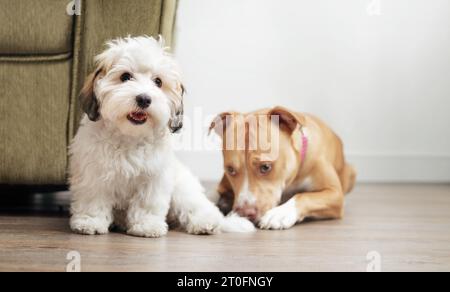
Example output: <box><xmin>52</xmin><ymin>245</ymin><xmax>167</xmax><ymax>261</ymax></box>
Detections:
<box><xmin>210</xmin><ymin>107</ymin><xmax>356</xmax><ymax>230</ymax></box>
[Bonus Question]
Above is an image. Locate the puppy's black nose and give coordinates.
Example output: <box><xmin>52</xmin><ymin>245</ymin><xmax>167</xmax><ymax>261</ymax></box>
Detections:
<box><xmin>136</xmin><ymin>94</ymin><xmax>152</xmax><ymax>109</ymax></box>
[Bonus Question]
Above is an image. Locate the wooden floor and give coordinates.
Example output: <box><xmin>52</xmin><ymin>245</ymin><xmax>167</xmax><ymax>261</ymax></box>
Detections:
<box><xmin>0</xmin><ymin>184</ymin><xmax>449</xmax><ymax>272</ymax></box>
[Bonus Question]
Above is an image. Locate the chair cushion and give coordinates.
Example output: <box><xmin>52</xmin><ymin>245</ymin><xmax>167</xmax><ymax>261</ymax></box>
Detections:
<box><xmin>0</xmin><ymin>0</ymin><xmax>73</xmax><ymax>55</ymax></box>
<box><xmin>0</xmin><ymin>60</ymin><xmax>71</xmax><ymax>184</ymax></box>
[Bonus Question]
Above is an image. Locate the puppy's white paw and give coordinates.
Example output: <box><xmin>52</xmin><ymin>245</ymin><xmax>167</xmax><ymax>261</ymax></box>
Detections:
<box><xmin>185</xmin><ymin>209</ymin><xmax>222</xmax><ymax>235</ymax></box>
<box><xmin>127</xmin><ymin>219</ymin><xmax>168</xmax><ymax>238</ymax></box>
<box><xmin>258</xmin><ymin>200</ymin><xmax>298</xmax><ymax>230</ymax></box>
<box><xmin>220</xmin><ymin>213</ymin><xmax>256</xmax><ymax>233</ymax></box>
<box><xmin>70</xmin><ymin>215</ymin><xmax>110</xmax><ymax>235</ymax></box>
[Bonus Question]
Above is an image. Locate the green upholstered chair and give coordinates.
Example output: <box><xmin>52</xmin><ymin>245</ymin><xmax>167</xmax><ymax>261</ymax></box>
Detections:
<box><xmin>0</xmin><ymin>0</ymin><xmax>177</xmax><ymax>185</ymax></box>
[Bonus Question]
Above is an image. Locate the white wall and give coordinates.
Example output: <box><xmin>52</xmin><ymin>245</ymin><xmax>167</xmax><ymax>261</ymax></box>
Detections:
<box><xmin>174</xmin><ymin>0</ymin><xmax>450</xmax><ymax>182</ymax></box>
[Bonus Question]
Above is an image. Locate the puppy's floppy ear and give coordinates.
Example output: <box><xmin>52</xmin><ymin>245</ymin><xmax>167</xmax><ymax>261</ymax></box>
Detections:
<box><xmin>268</xmin><ymin>106</ymin><xmax>306</xmax><ymax>133</ymax></box>
<box><xmin>79</xmin><ymin>68</ymin><xmax>103</xmax><ymax>122</ymax></box>
<box><xmin>169</xmin><ymin>83</ymin><xmax>185</xmax><ymax>133</ymax></box>
<box><xmin>209</xmin><ymin>112</ymin><xmax>235</xmax><ymax>137</ymax></box>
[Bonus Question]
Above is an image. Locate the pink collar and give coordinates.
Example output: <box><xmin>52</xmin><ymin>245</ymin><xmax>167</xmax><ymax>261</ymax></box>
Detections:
<box><xmin>300</xmin><ymin>126</ymin><xmax>308</xmax><ymax>165</ymax></box>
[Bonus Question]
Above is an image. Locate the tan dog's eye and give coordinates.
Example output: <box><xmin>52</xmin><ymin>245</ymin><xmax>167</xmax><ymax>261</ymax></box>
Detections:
<box><xmin>153</xmin><ymin>77</ymin><xmax>163</xmax><ymax>88</ymax></box>
<box><xmin>259</xmin><ymin>163</ymin><xmax>272</xmax><ymax>175</ymax></box>
<box><xmin>120</xmin><ymin>72</ymin><xmax>132</xmax><ymax>82</ymax></box>
<box><xmin>226</xmin><ymin>166</ymin><xmax>237</xmax><ymax>177</ymax></box>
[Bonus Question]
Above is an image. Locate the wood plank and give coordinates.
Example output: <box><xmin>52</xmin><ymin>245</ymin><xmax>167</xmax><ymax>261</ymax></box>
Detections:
<box><xmin>0</xmin><ymin>184</ymin><xmax>449</xmax><ymax>272</ymax></box>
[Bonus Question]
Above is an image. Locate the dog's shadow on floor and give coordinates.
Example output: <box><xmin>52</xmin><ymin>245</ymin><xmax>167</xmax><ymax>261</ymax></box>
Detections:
<box><xmin>0</xmin><ymin>185</ymin><xmax>70</xmax><ymax>215</ymax></box>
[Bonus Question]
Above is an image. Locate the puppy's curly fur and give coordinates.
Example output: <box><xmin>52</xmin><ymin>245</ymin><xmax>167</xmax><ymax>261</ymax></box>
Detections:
<box><xmin>69</xmin><ymin>36</ymin><xmax>254</xmax><ymax>237</ymax></box>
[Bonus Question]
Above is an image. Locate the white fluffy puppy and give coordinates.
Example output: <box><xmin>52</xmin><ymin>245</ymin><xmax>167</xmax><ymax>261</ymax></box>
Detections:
<box><xmin>69</xmin><ymin>36</ymin><xmax>254</xmax><ymax>237</ymax></box>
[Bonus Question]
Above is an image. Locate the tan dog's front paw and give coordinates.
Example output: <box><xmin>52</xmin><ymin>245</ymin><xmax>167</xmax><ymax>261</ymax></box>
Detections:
<box><xmin>258</xmin><ymin>200</ymin><xmax>299</xmax><ymax>230</ymax></box>
<box><xmin>127</xmin><ymin>220</ymin><xmax>168</xmax><ymax>238</ymax></box>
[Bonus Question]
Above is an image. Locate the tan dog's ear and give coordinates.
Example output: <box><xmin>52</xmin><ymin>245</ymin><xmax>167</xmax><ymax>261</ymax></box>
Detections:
<box><xmin>168</xmin><ymin>83</ymin><xmax>185</xmax><ymax>133</ymax></box>
<box><xmin>209</xmin><ymin>112</ymin><xmax>235</xmax><ymax>137</ymax></box>
<box><xmin>269</xmin><ymin>106</ymin><xmax>305</xmax><ymax>133</ymax></box>
<box><xmin>79</xmin><ymin>68</ymin><xmax>103</xmax><ymax>122</ymax></box>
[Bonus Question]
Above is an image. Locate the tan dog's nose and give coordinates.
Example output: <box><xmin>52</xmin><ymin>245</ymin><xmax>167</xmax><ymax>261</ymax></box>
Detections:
<box><xmin>235</xmin><ymin>205</ymin><xmax>258</xmax><ymax>222</ymax></box>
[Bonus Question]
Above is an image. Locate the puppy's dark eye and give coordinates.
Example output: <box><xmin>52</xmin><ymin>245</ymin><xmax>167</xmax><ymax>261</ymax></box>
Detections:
<box><xmin>120</xmin><ymin>72</ymin><xmax>132</xmax><ymax>82</ymax></box>
<box><xmin>227</xmin><ymin>166</ymin><xmax>237</xmax><ymax>177</ymax></box>
<box><xmin>154</xmin><ymin>77</ymin><xmax>163</xmax><ymax>88</ymax></box>
<box><xmin>259</xmin><ymin>163</ymin><xmax>272</xmax><ymax>175</ymax></box>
